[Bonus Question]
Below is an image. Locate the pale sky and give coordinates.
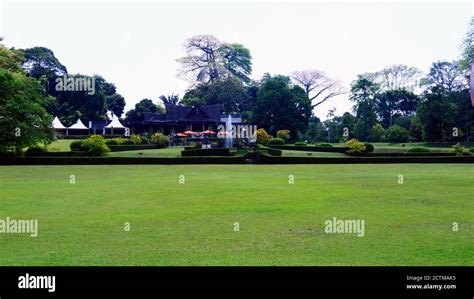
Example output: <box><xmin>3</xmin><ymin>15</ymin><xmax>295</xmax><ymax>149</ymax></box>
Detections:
<box><xmin>1</xmin><ymin>0</ymin><xmax>472</xmax><ymax>119</ymax></box>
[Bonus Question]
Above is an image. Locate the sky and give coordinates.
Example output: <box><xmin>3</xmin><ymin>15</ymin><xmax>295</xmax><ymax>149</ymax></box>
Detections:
<box><xmin>1</xmin><ymin>0</ymin><xmax>472</xmax><ymax>119</ymax></box>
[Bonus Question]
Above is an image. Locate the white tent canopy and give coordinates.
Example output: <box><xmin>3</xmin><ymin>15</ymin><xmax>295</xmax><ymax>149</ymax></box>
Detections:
<box><xmin>105</xmin><ymin>114</ymin><xmax>126</xmax><ymax>129</ymax></box>
<box><xmin>68</xmin><ymin>119</ymin><xmax>89</xmax><ymax>130</ymax></box>
<box><xmin>51</xmin><ymin>116</ymin><xmax>67</xmax><ymax>129</ymax></box>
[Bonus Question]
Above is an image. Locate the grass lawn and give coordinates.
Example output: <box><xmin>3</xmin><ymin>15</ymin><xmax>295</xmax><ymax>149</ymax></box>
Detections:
<box><xmin>0</xmin><ymin>164</ymin><xmax>473</xmax><ymax>266</ymax></box>
<box><xmin>47</xmin><ymin>139</ymin><xmax>80</xmax><ymax>152</ymax></box>
<box><xmin>107</xmin><ymin>147</ymin><xmax>184</xmax><ymax>158</ymax></box>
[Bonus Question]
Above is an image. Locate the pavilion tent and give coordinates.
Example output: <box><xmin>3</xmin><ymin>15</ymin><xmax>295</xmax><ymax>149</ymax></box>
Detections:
<box><xmin>104</xmin><ymin>114</ymin><xmax>127</xmax><ymax>135</ymax></box>
<box><xmin>51</xmin><ymin>116</ymin><xmax>67</xmax><ymax>130</ymax></box>
<box><xmin>66</xmin><ymin>119</ymin><xmax>89</xmax><ymax>136</ymax></box>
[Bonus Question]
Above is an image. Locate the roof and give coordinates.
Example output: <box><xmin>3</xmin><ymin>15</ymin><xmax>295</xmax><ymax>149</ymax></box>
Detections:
<box><xmin>105</xmin><ymin>114</ymin><xmax>126</xmax><ymax>129</ymax></box>
<box><xmin>51</xmin><ymin>116</ymin><xmax>67</xmax><ymax>129</ymax></box>
<box><xmin>68</xmin><ymin>119</ymin><xmax>88</xmax><ymax>130</ymax></box>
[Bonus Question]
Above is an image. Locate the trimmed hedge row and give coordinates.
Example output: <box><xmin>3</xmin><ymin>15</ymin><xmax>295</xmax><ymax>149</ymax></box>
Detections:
<box><xmin>0</xmin><ymin>155</ymin><xmax>247</xmax><ymax>165</ymax></box>
<box><xmin>108</xmin><ymin>145</ymin><xmax>158</xmax><ymax>152</ymax></box>
<box><xmin>25</xmin><ymin>151</ymin><xmax>92</xmax><ymax>157</ymax></box>
<box><xmin>256</xmin><ymin>144</ymin><xmax>282</xmax><ymax>156</ymax></box>
<box><xmin>355</xmin><ymin>152</ymin><xmax>470</xmax><ymax>157</ymax></box>
<box><xmin>269</xmin><ymin>145</ymin><xmax>349</xmax><ymax>153</ymax></box>
<box><xmin>181</xmin><ymin>148</ymin><xmax>231</xmax><ymax>157</ymax></box>
<box><xmin>255</xmin><ymin>151</ymin><xmax>474</xmax><ymax>164</ymax></box>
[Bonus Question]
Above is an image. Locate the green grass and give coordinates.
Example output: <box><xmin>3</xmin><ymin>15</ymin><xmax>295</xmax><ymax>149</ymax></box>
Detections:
<box><xmin>107</xmin><ymin>147</ymin><xmax>184</xmax><ymax>158</ymax></box>
<box><xmin>0</xmin><ymin>164</ymin><xmax>472</xmax><ymax>266</ymax></box>
<box><xmin>47</xmin><ymin>139</ymin><xmax>80</xmax><ymax>152</ymax></box>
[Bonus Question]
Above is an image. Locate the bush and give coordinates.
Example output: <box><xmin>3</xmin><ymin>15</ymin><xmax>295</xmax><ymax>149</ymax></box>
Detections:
<box><xmin>407</xmin><ymin>147</ymin><xmax>430</xmax><ymax>153</ymax></box>
<box><xmin>385</xmin><ymin>125</ymin><xmax>410</xmax><ymax>143</ymax></box>
<box><xmin>364</xmin><ymin>143</ymin><xmax>374</xmax><ymax>153</ymax></box>
<box><xmin>451</xmin><ymin>142</ymin><xmax>465</xmax><ymax>157</ymax></box>
<box><xmin>26</xmin><ymin>146</ymin><xmax>47</xmax><ymax>154</ymax></box>
<box><xmin>268</xmin><ymin>137</ymin><xmax>285</xmax><ymax>145</ymax></box>
<box><xmin>121</xmin><ymin>138</ymin><xmax>136</xmax><ymax>145</ymax></box>
<box><xmin>140</xmin><ymin>136</ymin><xmax>150</xmax><ymax>144</ymax></box>
<box><xmin>81</xmin><ymin>135</ymin><xmax>110</xmax><ymax>156</ymax></box>
<box><xmin>345</xmin><ymin>139</ymin><xmax>366</xmax><ymax>154</ymax></box>
<box><xmin>104</xmin><ymin>139</ymin><xmax>120</xmax><ymax>146</ymax></box>
<box><xmin>316</xmin><ymin>143</ymin><xmax>333</xmax><ymax>147</ymax></box>
<box><xmin>70</xmin><ymin>140</ymin><xmax>84</xmax><ymax>151</ymax></box>
<box><xmin>256</xmin><ymin>128</ymin><xmax>271</xmax><ymax>144</ymax></box>
<box><xmin>294</xmin><ymin>141</ymin><xmax>307</xmax><ymax>146</ymax></box>
<box><xmin>255</xmin><ymin>144</ymin><xmax>282</xmax><ymax>156</ymax></box>
<box><xmin>469</xmin><ymin>148</ymin><xmax>474</xmax><ymax>153</ymax></box>
<box><xmin>276</xmin><ymin>129</ymin><xmax>291</xmax><ymax>141</ymax></box>
<box><xmin>151</xmin><ymin>133</ymin><xmax>169</xmax><ymax>148</ymax></box>
<box><xmin>131</xmin><ymin>134</ymin><xmax>142</xmax><ymax>144</ymax></box>
<box><xmin>184</xmin><ymin>143</ymin><xmax>201</xmax><ymax>150</ymax></box>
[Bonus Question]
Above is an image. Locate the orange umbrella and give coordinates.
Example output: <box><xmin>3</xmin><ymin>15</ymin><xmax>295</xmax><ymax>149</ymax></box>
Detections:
<box><xmin>183</xmin><ymin>130</ymin><xmax>196</xmax><ymax>135</ymax></box>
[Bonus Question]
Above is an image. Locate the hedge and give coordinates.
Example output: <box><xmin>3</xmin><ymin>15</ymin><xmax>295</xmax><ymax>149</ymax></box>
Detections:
<box><xmin>255</xmin><ymin>144</ymin><xmax>282</xmax><ymax>156</ymax></box>
<box><xmin>269</xmin><ymin>145</ymin><xmax>348</xmax><ymax>153</ymax></box>
<box><xmin>255</xmin><ymin>151</ymin><xmax>474</xmax><ymax>164</ymax></box>
<box><xmin>25</xmin><ymin>151</ymin><xmax>93</xmax><ymax>157</ymax></box>
<box><xmin>354</xmin><ymin>152</ymin><xmax>470</xmax><ymax>157</ymax></box>
<box><xmin>0</xmin><ymin>155</ymin><xmax>247</xmax><ymax>165</ymax></box>
<box><xmin>57</xmin><ymin>135</ymin><xmax>129</xmax><ymax>139</ymax></box>
<box><xmin>181</xmin><ymin>148</ymin><xmax>230</xmax><ymax>157</ymax></box>
<box><xmin>108</xmin><ymin>145</ymin><xmax>158</xmax><ymax>152</ymax></box>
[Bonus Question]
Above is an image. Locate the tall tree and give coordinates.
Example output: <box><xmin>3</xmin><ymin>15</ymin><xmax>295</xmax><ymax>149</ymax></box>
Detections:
<box><xmin>176</xmin><ymin>35</ymin><xmax>252</xmax><ymax>86</ymax></box>
<box><xmin>374</xmin><ymin>89</ymin><xmax>419</xmax><ymax>127</ymax></box>
<box><xmin>252</xmin><ymin>74</ymin><xmax>311</xmax><ymax>135</ymax></box>
<box><xmin>421</xmin><ymin>61</ymin><xmax>467</xmax><ymax>95</ymax></box>
<box><xmin>125</xmin><ymin>99</ymin><xmax>164</xmax><ymax>122</ymax></box>
<box><xmin>0</xmin><ymin>44</ymin><xmax>53</xmax><ymax>153</ymax></box>
<box><xmin>159</xmin><ymin>93</ymin><xmax>180</xmax><ymax>105</ymax></box>
<box><xmin>291</xmin><ymin>69</ymin><xmax>345</xmax><ymax>108</ymax></box>
<box><xmin>459</xmin><ymin>17</ymin><xmax>473</xmax><ymax>72</ymax></box>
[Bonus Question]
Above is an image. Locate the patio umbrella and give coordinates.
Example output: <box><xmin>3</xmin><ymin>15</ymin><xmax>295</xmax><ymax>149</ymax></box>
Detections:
<box><xmin>202</xmin><ymin>130</ymin><xmax>216</xmax><ymax>134</ymax></box>
<box><xmin>175</xmin><ymin>133</ymin><xmax>187</xmax><ymax>137</ymax></box>
<box><xmin>183</xmin><ymin>130</ymin><xmax>197</xmax><ymax>135</ymax></box>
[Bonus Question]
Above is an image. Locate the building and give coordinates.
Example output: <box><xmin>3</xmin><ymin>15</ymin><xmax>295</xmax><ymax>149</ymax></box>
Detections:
<box><xmin>126</xmin><ymin>104</ymin><xmax>243</xmax><ymax>135</ymax></box>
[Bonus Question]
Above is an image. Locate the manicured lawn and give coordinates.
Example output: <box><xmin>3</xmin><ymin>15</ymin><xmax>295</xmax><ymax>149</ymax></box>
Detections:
<box><xmin>107</xmin><ymin>147</ymin><xmax>184</xmax><ymax>158</ymax></box>
<box><xmin>0</xmin><ymin>164</ymin><xmax>472</xmax><ymax>266</ymax></box>
<box><xmin>47</xmin><ymin>139</ymin><xmax>80</xmax><ymax>152</ymax></box>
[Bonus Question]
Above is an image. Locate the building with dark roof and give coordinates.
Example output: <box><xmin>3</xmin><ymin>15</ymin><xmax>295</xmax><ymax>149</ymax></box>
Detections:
<box><xmin>126</xmin><ymin>104</ymin><xmax>243</xmax><ymax>135</ymax></box>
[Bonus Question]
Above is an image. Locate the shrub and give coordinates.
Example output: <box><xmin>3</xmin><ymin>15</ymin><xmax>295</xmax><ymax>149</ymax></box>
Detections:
<box><xmin>104</xmin><ymin>139</ymin><xmax>120</xmax><ymax>146</ymax></box>
<box><xmin>26</xmin><ymin>146</ymin><xmax>47</xmax><ymax>154</ymax></box>
<box><xmin>294</xmin><ymin>141</ymin><xmax>307</xmax><ymax>146</ymax></box>
<box><xmin>70</xmin><ymin>140</ymin><xmax>84</xmax><ymax>151</ymax></box>
<box><xmin>151</xmin><ymin>133</ymin><xmax>169</xmax><ymax>148</ymax></box>
<box><xmin>470</xmin><ymin>148</ymin><xmax>474</xmax><ymax>153</ymax></box>
<box><xmin>385</xmin><ymin>125</ymin><xmax>410</xmax><ymax>143</ymax></box>
<box><xmin>316</xmin><ymin>143</ymin><xmax>333</xmax><ymax>147</ymax></box>
<box><xmin>407</xmin><ymin>147</ymin><xmax>430</xmax><ymax>153</ymax></box>
<box><xmin>121</xmin><ymin>138</ymin><xmax>136</xmax><ymax>145</ymax></box>
<box><xmin>81</xmin><ymin>135</ymin><xmax>110</xmax><ymax>156</ymax></box>
<box><xmin>451</xmin><ymin>142</ymin><xmax>465</xmax><ymax>157</ymax></box>
<box><xmin>276</xmin><ymin>129</ymin><xmax>291</xmax><ymax>141</ymax></box>
<box><xmin>268</xmin><ymin>137</ymin><xmax>285</xmax><ymax>145</ymax></box>
<box><xmin>256</xmin><ymin>128</ymin><xmax>271</xmax><ymax>144</ymax></box>
<box><xmin>364</xmin><ymin>143</ymin><xmax>374</xmax><ymax>153</ymax></box>
<box><xmin>140</xmin><ymin>136</ymin><xmax>150</xmax><ymax>144</ymax></box>
<box><xmin>131</xmin><ymin>134</ymin><xmax>142</xmax><ymax>144</ymax></box>
<box><xmin>345</xmin><ymin>138</ymin><xmax>366</xmax><ymax>154</ymax></box>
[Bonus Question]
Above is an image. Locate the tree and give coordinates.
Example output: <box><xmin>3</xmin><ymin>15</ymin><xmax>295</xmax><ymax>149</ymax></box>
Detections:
<box><xmin>385</xmin><ymin>125</ymin><xmax>410</xmax><ymax>143</ymax></box>
<box><xmin>349</xmin><ymin>75</ymin><xmax>379</xmax><ymax>141</ymax></box>
<box><xmin>0</xmin><ymin>44</ymin><xmax>53</xmax><ymax>153</ymax></box>
<box><xmin>375</xmin><ymin>65</ymin><xmax>422</xmax><ymax>91</ymax></box>
<box><xmin>125</xmin><ymin>99</ymin><xmax>164</xmax><ymax>122</ymax></box>
<box><xmin>374</xmin><ymin>89</ymin><xmax>419</xmax><ymax>127</ymax></box>
<box><xmin>417</xmin><ymin>92</ymin><xmax>457</xmax><ymax>142</ymax></box>
<box><xmin>422</xmin><ymin>61</ymin><xmax>467</xmax><ymax>95</ymax></box>
<box><xmin>182</xmin><ymin>77</ymin><xmax>249</xmax><ymax>114</ymax></box>
<box><xmin>176</xmin><ymin>35</ymin><xmax>252</xmax><ymax>86</ymax></box>
<box><xmin>459</xmin><ymin>17</ymin><xmax>473</xmax><ymax>72</ymax></box>
<box><xmin>252</xmin><ymin>75</ymin><xmax>312</xmax><ymax>136</ymax></box>
<box><xmin>291</xmin><ymin>69</ymin><xmax>345</xmax><ymax>108</ymax></box>
<box><xmin>159</xmin><ymin>93</ymin><xmax>180</xmax><ymax>105</ymax></box>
